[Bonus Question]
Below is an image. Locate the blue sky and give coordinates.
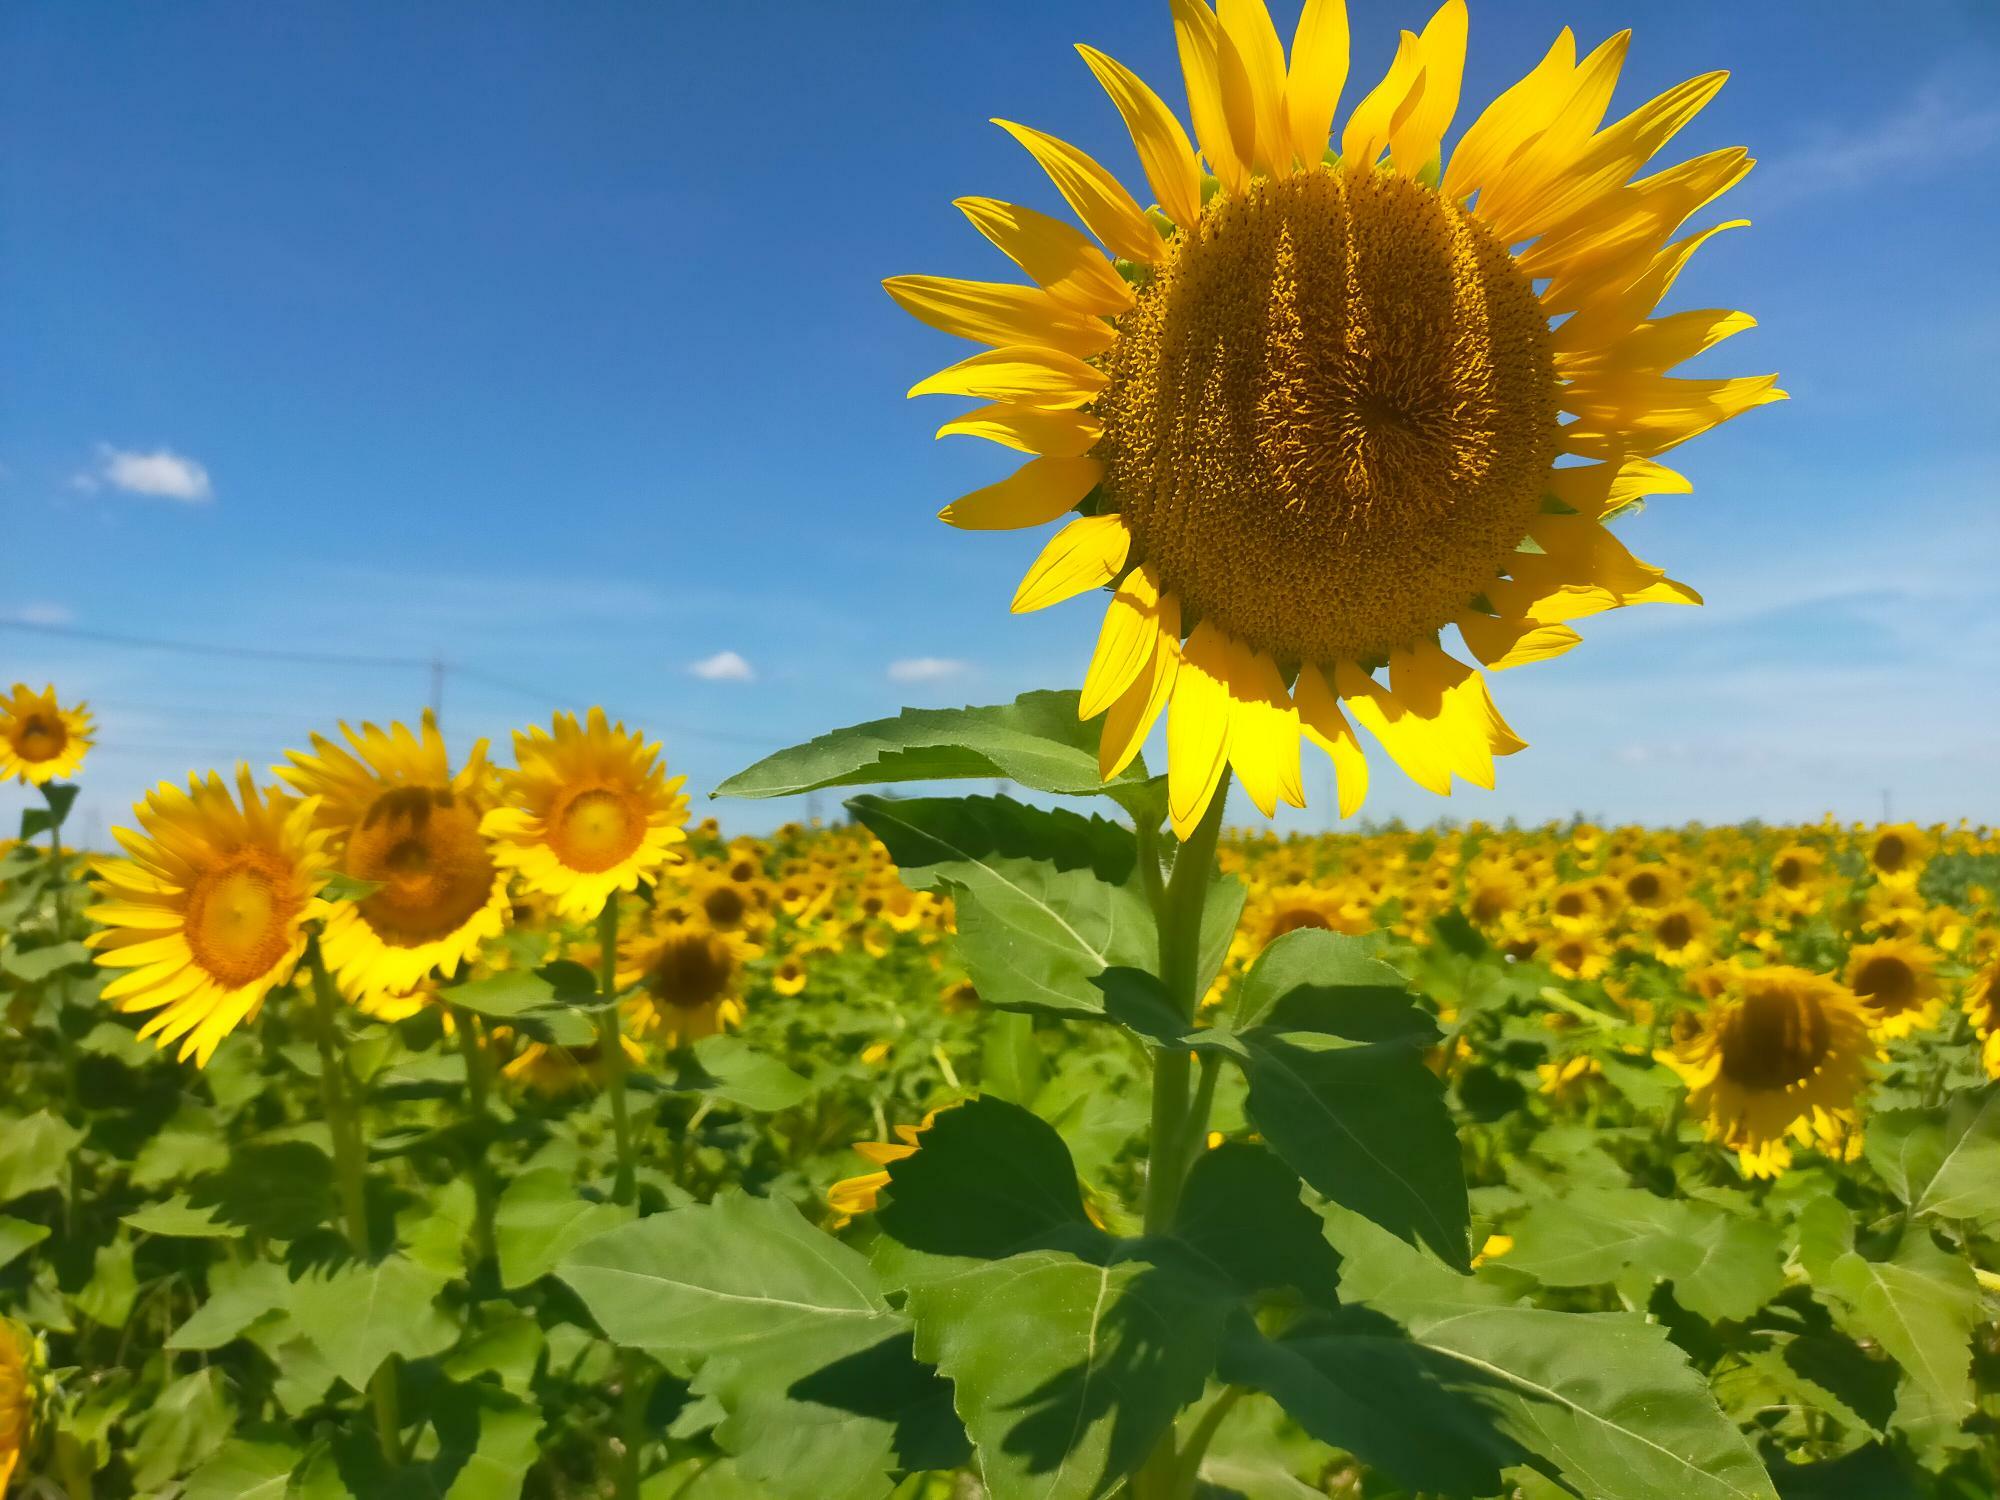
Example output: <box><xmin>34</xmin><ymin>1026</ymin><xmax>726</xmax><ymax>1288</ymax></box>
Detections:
<box><xmin>4</xmin><ymin>0</ymin><xmax>1997</xmax><ymax>844</ymax></box>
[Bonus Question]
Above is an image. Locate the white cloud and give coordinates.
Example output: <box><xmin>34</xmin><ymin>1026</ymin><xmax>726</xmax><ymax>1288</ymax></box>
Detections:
<box><xmin>688</xmin><ymin>649</ymin><xmax>756</xmax><ymax>682</ymax></box>
<box><xmin>87</xmin><ymin>444</ymin><xmax>213</xmax><ymax>502</ymax></box>
<box><xmin>888</xmin><ymin>657</ymin><xmax>968</xmax><ymax>684</ymax></box>
<box><xmin>1767</xmin><ymin>77</ymin><xmax>2000</xmax><ymax>207</ymax></box>
<box><xmin>8</xmin><ymin>602</ymin><xmax>74</xmax><ymax>626</ymax></box>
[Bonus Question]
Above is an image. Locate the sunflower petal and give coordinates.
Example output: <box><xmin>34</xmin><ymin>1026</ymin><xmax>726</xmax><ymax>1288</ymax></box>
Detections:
<box><xmin>1077</xmin><ymin>45</ymin><xmax>1205</xmax><ymax>229</ymax></box>
<box><xmin>992</xmin><ymin>120</ymin><xmax>1162</xmax><ymax>266</ymax></box>
<box><xmin>1391</xmin><ymin>0</ymin><xmax>1467</xmax><ymax>175</ymax></box>
<box><xmin>1167</xmin><ymin>620</ymin><xmax>1233</xmax><ymax>838</ymax></box>
<box><xmin>910</xmin><ymin>344</ymin><xmax>1108</xmax><ymax>408</ymax></box>
<box><xmin>1171</xmin><ymin>0</ymin><xmax>1249</xmax><ymax>192</ymax></box>
<box><xmin>1011</xmin><ymin>515</ymin><xmax>1132</xmax><ymax>613</ymax></box>
<box><xmin>1544</xmin><ymin>456</ymin><xmax>1690</xmax><ymax>520</ymax></box>
<box><xmin>1081</xmin><ymin>565</ymin><xmax>1163</xmax><ymax>719</ymax></box>
<box><xmin>1222</xmin><ymin>637</ymin><xmax>1302</xmax><ymax>816</ymax></box>
<box><xmin>1340</xmin><ymin>31</ymin><xmax>1425</xmax><ymax>170</ymax></box>
<box><xmin>1294</xmin><ymin>663</ymin><xmax>1369</xmax><ymax>818</ymax></box>
<box><xmin>939</xmin><ymin>456</ymin><xmax>1103</xmax><ymax>531</ymax></box>
<box><xmin>1217</xmin><ymin>0</ymin><xmax>1291</xmax><ymax>174</ymax></box>
<box><xmin>883</xmin><ymin>275</ymin><xmax>1115</xmax><ymax>357</ymax></box>
<box><xmin>1333</xmin><ymin>659</ymin><xmax>1453</xmax><ymax>795</ymax></box>
<box><xmin>1284</xmin><ymin>0</ymin><xmax>1349</xmax><ymax>169</ymax></box>
<box><xmin>955</xmin><ymin>197</ymin><xmax>1135</xmax><ymax>314</ymax></box>
<box><xmin>1457</xmin><ymin>612</ymin><xmax>1584</xmax><ymax>670</ymax></box>
<box><xmin>1442</xmin><ymin>27</ymin><xmax>1575</xmax><ymax>202</ymax></box>
<box><xmin>1099</xmin><ymin>593</ymin><xmax>1182</xmax><ymax>778</ymax></box>
<box><xmin>937</xmin><ymin>403</ymin><xmax>1103</xmax><ymax>457</ymax></box>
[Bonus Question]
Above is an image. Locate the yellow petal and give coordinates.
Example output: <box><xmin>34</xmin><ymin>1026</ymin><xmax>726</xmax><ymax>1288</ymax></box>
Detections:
<box><xmin>1553</xmin><ymin>219</ymin><xmax>1746</xmax><ymax>352</ymax></box>
<box><xmin>1473</xmin><ymin>30</ymin><xmax>1629</xmax><ymax>242</ymax></box>
<box><xmin>955</xmin><ymin>197</ymin><xmax>1135</xmax><ymax>315</ymax></box>
<box><xmin>937</xmin><ymin>402</ymin><xmax>1102</xmax><ymax>457</ymax></box>
<box><xmin>1217</xmin><ymin>0</ymin><xmax>1290</xmax><ymax>174</ymax></box>
<box><xmin>1340</xmin><ymin>31</ymin><xmax>1425</xmax><ymax>170</ymax></box>
<box><xmin>1099</xmin><ymin>593</ymin><xmax>1182</xmax><ymax>779</ymax></box>
<box><xmin>1294</xmin><ymin>663</ymin><xmax>1368</xmax><ymax>818</ymax></box>
<box><xmin>1077</xmin><ymin>44</ymin><xmax>1205</xmax><ymax>229</ymax></box>
<box><xmin>1221</xmin><ymin>637</ymin><xmax>1302</xmax><ymax>816</ymax></box>
<box><xmin>910</xmin><ymin>345</ymin><xmax>1107</xmax><ymax>408</ymax></box>
<box><xmin>1167</xmin><ymin>620</ymin><xmax>1233</xmax><ymax>838</ymax></box>
<box><xmin>883</xmin><ymin>275</ymin><xmax>1115</xmax><ymax>358</ymax></box>
<box><xmin>940</xmin><ymin>456</ymin><xmax>1103</xmax><ymax>531</ymax></box>
<box><xmin>1544</xmin><ymin>457</ymin><xmax>1690</xmax><ymax>520</ymax></box>
<box><xmin>1284</xmin><ymin>0</ymin><xmax>1349</xmax><ymax>169</ymax></box>
<box><xmin>1457</xmin><ymin>612</ymin><xmax>1583</xmax><ymax>670</ymax></box>
<box><xmin>1011</xmin><ymin>514</ymin><xmax>1132</xmax><ymax>613</ymax></box>
<box><xmin>1389</xmin><ymin>641</ymin><xmax>1498</xmax><ymax>790</ymax></box>
<box><xmin>1442</xmin><ymin>27</ymin><xmax>1574</xmax><ymax>202</ymax></box>
<box><xmin>1531</xmin><ymin>148</ymin><xmax>1753</xmax><ymax>295</ymax></box>
<box><xmin>992</xmin><ymin>120</ymin><xmax>1162</xmax><ymax>266</ymax></box>
<box><xmin>1558</xmin><ymin>308</ymin><xmax>1755</xmax><ymax>380</ymax></box>
<box><xmin>1171</xmin><ymin>0</ymin><xmax>1248</xmax><ymax>193</ymax></box>
<box><xmin>1391</xmin><ymin>0</ymin><xmax>1467</xmax><ymax>174</ymax></box>
<box><xmin>1560</xmin><ymin>372</ymin><xmax>1786</xmax><ymax>459</ymax></box>
<box><xmin>1522</xmin><ymin>514</ymin><xmax>1665</xmax><ymax>594</ymax></box>
<box><xmin>1333</xmin><ymin>659</ymin><xmax>1453</xmax><ymax>795</ymax></box>
<box><xmin>1081</xmin><ymin>566</ymin><xmax>1163</xmax><ymax>719</ymax></box>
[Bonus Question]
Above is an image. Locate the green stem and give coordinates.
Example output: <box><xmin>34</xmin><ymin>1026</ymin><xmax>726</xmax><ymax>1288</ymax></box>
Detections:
<box><xmin>305</xmin><ymin>935</ymin><xmax>403</xmax><ymax>1462</ymax></box>
<box><xmin>1142</xmin><ymin>772</ymin><xmax>1231</xmax><ymax>1237</ymax></box>
<box><xmin>597</xmin><ymin>896</ymin><xmax>637</xmax><ymax>1206</ymax></box>
<box><xmin>1170</xmin><ymin>1385</ymin><xmax>1245</xmax><ymax>1498</ymax></box>
<box><xmin>454</xmin><ymin>1008</ymin><xmax>498</xmax><ymax>1274</ymax></box>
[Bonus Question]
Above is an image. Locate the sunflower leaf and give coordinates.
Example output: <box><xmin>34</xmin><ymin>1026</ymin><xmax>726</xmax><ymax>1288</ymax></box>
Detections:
<box><xmin>1866</xmin><ymin>1082</ymin><xmax>2000</xmax><ymax>1225</ymax></box>
<box><xmin>714</xmin><ymin>690</ymin><xmax>1142</xmax><ymax>800</ymax></box>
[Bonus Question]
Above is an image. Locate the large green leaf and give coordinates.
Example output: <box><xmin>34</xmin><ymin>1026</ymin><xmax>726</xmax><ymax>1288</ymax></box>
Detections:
<box><xmin>903</xmin><ymin>1248</ymin><xmax>1228</xmax><ymax>1500</ymax></box>
<box><xmin>1226</xmin><ymin>1295</ymin><xmax>1779</xmax><ymax>1500</ymax></box>
<box><xmin>668</xmin><ymin>1034</ymin><xmax>813</xmax><ymax>1112</ymax></box>
<box><xmin>169</xmin><ymin>1260</ymin><xmax>291</xmax><ymax>1352</ymax></box>
<box><xmin>1504</xmin><ymin>1185</ymin><xmax>1783</xmax><ymax>1323</ymax></box>
<box><xmin>1194</xmin><ymin>1025</ymin><xmax>1468</xmax><ymax>1269</ymax></box>
<box><xmin>0</xmin><ymin>1215</ymin><xmax>50</xmax><ymax>1271</ymax></box>
<box><xmin>1172</xmin><ymin>1144</ymin><xmax>1341</xmax><ymax>1305</ymax></box>
<box><xmin>853</xmin><ymin>793</ymin><xmax>1136</xmax><ymax>890</ymax></box>
<box><xmin>290</xmin><ymin>1254</ymin><xmax>458</xmax><ymax>1392</ymax></box>
<box><xmin>129</xmin><ymin>1368</ymin><xmax>235</xmax><ymax>1490</ymax></box>
<box><xmin>855</xmin><ymin>795</ymin><xmax>1156</xmax><ymax>1019</ymax></box>
<box><xmin>557</xmin><ymin>1193</ymin><xmax>963</xmax><ymax>1500</ymax></box>
<box><xmin>181</xmin><ymin>1437</ymin><xmax>303</xmax><ymax>1500</ymax></box>
<box><xmin>1867</xmin><ymin>1082</ymin><xmax>2000</xmax><ymax>1226</ymax></box>
<box><xmin>1807</xmin><ymin>1221</ymin><xmax>1979</xmax><ymax>1431</ymax></box>
<box><xmin>492</xmin><ymin>1169</ymin><xmax>633</xmax><ymax>1291</ymax></box>
<box><xmin>716</xmin><ymin>691</ymin><xmax>1139</xmax><ymax>800</ymax></box>
<box><xmin>0</xmin><ymin>1109</ymin><xmax>82</xmax><ymax>1201</ymax></box>
<box><xmin>1227</xmin><ymin>929</ymin><xmax>1422</xmax><ymax>1036</ymax></box>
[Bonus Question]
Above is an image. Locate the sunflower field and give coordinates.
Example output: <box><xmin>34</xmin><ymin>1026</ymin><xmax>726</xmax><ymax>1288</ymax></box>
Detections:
<box><xmin>4</xmin><ymin>0</ymin><xmax>1997</xmax><ymax>1496</ymax></box>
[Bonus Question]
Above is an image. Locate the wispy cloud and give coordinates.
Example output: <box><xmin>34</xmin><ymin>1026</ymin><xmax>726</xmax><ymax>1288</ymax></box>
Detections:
<box><xmin>888</xmin><ymin>657</ymin><xmax>968</xmax><ymax>684</ymax></box>
<box><xmin>79</xmin><ymin>444</ymin><xmax>214</xmax><ymax>502</ymax></box>
<box><xmin>6</xmin><ymin>602</ymin><xmax>74</xmax><ymax>626</ymax></box>
<box><xmin>688</xmin><ymin>649</ymin><xmax>756</xmax><ymax>683</ymax></box>
<box><xmin>1763</xmin><ymin>75</ymin><xmax>2000</xmax><ymax>208</ymax></box>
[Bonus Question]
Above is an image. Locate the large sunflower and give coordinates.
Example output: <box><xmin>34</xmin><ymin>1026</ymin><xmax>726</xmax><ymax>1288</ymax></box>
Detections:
<box><xmin>277</xmin><ymin>713</ymin><xmax>510</xmax><ymax>1002</ymax></box>
<box><xmin>85</xmin><ymin>768</ymin><xmax>329</xmax><ymax>1065</ymax></box>
<box><xmin>1661</xmin><ymin>964</ymin><xmax>1872</xmax><ymax>1179</ymax></box>
<box><xmin>482</xmin><ymin>709</ymin><xmax>692</xmax><ymax>922</ymax></box>
<box><xmin>0</xmin><ymin>683</ymin><xmax>93</xmax><ymax>787</ymax></box>
<box><xmin>888</xmin><ymin>0</ymin><xmax>1779</xmax><ymax>836</ymax></box>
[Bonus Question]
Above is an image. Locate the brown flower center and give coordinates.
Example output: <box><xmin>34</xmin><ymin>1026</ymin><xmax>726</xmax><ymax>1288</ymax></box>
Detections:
<box><xmin>346</xmin><ymin>786</ymin><xmax>495</xmax><ymax>947</ymax></box>
<box><xmin>1719</xmin><ymin>990</ymin><xmax>1831</xmax><ymax>1091</ymax></box>
<box><xmin>184</xmin><ymin>848</ymin><xmax>304</xmax><ymax>987</ymax></box>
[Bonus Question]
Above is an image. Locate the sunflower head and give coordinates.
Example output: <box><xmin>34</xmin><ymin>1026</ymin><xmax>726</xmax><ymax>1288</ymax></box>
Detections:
<box><xmin>1662</xmin><ymin>964</ymin><xmax>1874</xmax><ymax>1179</ymax></box>
<box><xmin>889</xmin><ymin>0</ymin><xmax>1779</xmax><ymax>836</ymax></box>
<box><xmin>1646</xmin><ymin>899</ymin><xmax>1712</xmax><ymax>969</ymax></box>
<box><xmin>1867</xmin><ymin>824</ymin><xmax>1931</xmax><ymax>888</ymax></box>
<box><xmin>279</xmin><ymin>713</ymin><xmax>509</xmax><ymax>1001</ymax></box>
<box><xmin>86</xmin><ymin>768</ymin><xmax>329</xmax><ymax>1066</ymax></box>
<box><xmin>1844</xmin><ymin>937</ymin><xmax>1944</xmax><ymax>1040</ymax></box>
<box><xmin>483</xmin><ymin>709</ymin><xmax>691</xmax><ymax>921</ymax></box>
<box><xmin>0</xmin><ymin>683</ymin><xmax>93</xmax><ymax>787</ymax></box>
<box><xmin>1966</xmin><ymin>960</ymin><xmax>2000</xmax><ymax>1081</ymax></box>
<box><xmin>618</xmin><ymin>921</ymin><xmax>754</xmax><ymax>1049</ymax></box>
<box><xmin>0</xmin><ymin>1317</ymin><xmax>33</xmax><ymax>1493</ymax></box>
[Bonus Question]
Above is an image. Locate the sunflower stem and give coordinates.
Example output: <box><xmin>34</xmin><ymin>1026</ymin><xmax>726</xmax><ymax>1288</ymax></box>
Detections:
<box><xmin>1142</xmin><ymin>773</ymin><xmax>1231</xmax><ymax>1237</ymax></box>
<box><xmin>453</xmin><ymin>1007</ymin><xmax>499</xmax><ymax>1276</ymax></box>
<box><xmin>305</xmin><ymin>933</ymin><xmax>403</xmax><ymax>1463</ymax></box>
<box><xmin>597</xmin><ymin>896</ymin><xmax>637</xmax><ymax>1207</ymax></box>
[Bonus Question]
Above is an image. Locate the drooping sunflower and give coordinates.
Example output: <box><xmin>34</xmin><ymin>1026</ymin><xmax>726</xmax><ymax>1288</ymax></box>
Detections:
<box><xmin>482</xmin><ymin>709</ymin><xmax>691</xmax><ymax>921</ymax></box>
<box><xmin>618</xmin><ymin>920</ymin><xmax>756</xmax><ymax>1049</ymax></box>
<box><xmin>277</xmin><ymin>714</ymin><xmax>509</xmax><ymax>1002</ymax></box>
<box><xmin>0</xmin><ymin>1318</ymin><xmax>29</xmax><ymax>1494</ymax></box>
<box><xmin>1866</xmin><ymin>823</ymin><xmax>1930</xmax><ymax>889</ymax></box>
<box><xmin>0</xmin><ymin>683</ymin><xmax>93</xmax><ymax>786</ymax></box>
<box><xmin>86</xmin><ymin>768</ymin><xmax>329</xmax><ymax>1066</ymax></box>
<box><xmin>1661</xmin><ymin>964</ymin><xmax>1873</xmax><ymax>1179</ymax></box>
<box><xmin>1844</xmin><ymin>937</ymin><xmax>1944</xmax><ymax>1040</ymax></box>
<box><xmin>888</xmin><ymin>0</ymin><xmax>1779</xmax><ymax>836</ymax></box>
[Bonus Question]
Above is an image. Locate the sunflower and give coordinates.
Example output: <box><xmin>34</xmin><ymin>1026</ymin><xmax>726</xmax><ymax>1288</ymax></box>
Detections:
<box><xmin>1546</xmin><ymin>879</ymin><xmax>1606</xmax><ymax>933</ymax></box>
<box><xmin>0</xmin><ymin>1319</ymin><xmax>29</xmax><ymax>1494</ymax></box>
<box><xmin>618</xmin><ymin>921</ymin><xmax>755</xmax><ymax>1049</ymax></box>
<box><xmin>482</xmin><ymin>708</ymin><xmax>691</xmax><ymax>921</ymax></box>
<box><xmin>1645</xmin><ymin>898</ymin><xmax>1712</xmax><ymax>969</ymax></box>
<box><xmin>501</xmin><ymin>1032</ymin><xmax>647</xmax><ymax>1097</ymax></box>
<box><xmin>1844</xmin><ymin>937</ymin><xmax>1944</xmax><ymax>1040</ymax></box>
<box><xmin>1617</xmin><ymin>861</ymin><xmax>1679</xmax><ymax>911</ymax></box>
<box><xmin>1661</xmin><ymin>965</ymin><xmax>1873</xmax><ymax>1179</ymax></box>
<box><xmin>1965</xmin><ymin>959</ymin><xmax>2000</xmax><ymax>1080</ymax></box>
<box><xmin>1545</xmin><ymin>930</ymin><xmax>1608</xmax><ymax>982</ymax></box>
<box><xmin>0</xmin><ymin>683</ymin><xmax>93</xmax><ymax>786</ymax></box>
<box><xmin>888</xmin><ymin>0</ymin><xmax>1778</xmax><ymax>836</ymax></box>
<box><xmin>1768</xmin><ymin>843</ymin><xmax>1825</xmax><ymax>907</ymax></box>
<box><xmin>771</xmin><ymin>953</ymin><xmax>809</xmax><ymax>997</ymax></box>
<box><xmin>1867</xmin><ymin>824</ymin><xmax>1930</xmax><ymax>889</ymax></box>
<box><xmin>86</xmin><ymin>768</ymin><xmax>329</xmax><ymax>1065</ymax></box>
<box><xmin>277</xmin><ymin>714</ymin><xmax>509</xmax><ymax>1002</ymax></box>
